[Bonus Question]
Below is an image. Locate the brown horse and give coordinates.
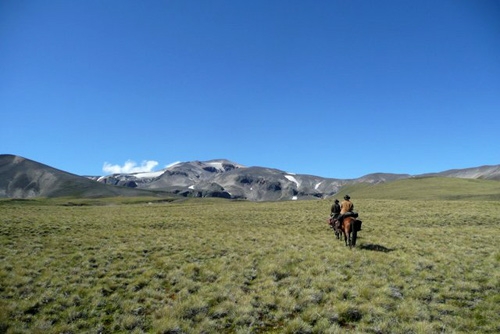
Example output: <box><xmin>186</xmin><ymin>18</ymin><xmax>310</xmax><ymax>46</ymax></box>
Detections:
<box><xmin>340</xmin><ymin>217</ymin><xmax>359</xmax><ymax>248</ymax></box>
<box><xmin>327</xmin><ymin>217</ymin><xmax>342</xmax><ymax>239</ymax></box>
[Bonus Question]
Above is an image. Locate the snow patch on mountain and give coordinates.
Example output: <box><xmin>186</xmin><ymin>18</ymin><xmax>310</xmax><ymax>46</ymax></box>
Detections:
<box><xmin>205</xmin><ymin>161</ymin><xmax>226</xmax><ymax>171</ymax></box>
<box><xmin>131</xmin><ymin>170</ymin><xmax>165</xmax><ymax>179</ymax></box>
<box><xmin>285</xmin><ymin>174</ymin><xmax>300</xmax><ymax>187</ymax></box>
<box><xmin>166</xmin><ymin>161</ymin><xmax>182</xmax><ymax>168</ymax></box>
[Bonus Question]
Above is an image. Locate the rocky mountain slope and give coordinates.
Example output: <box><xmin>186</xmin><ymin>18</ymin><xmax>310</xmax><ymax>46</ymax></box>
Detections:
<box><xmin>91</xmin><ymin>159</ymin><xmax>411</xmax><ymax>201</ymax></box>
<box><xmin>0</xmin><ymin>155</ymin><xmax>165</xmax><ymax>198</ymax></box>
<box><xmin>1</xmin><ymin>154</ymin><xmax>499</xmax><ymax>200</ymax></box>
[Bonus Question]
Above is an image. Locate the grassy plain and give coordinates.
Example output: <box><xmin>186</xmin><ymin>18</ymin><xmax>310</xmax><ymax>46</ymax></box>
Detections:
<box><xmin>1</xmin><ymin>195</ymin><xmax>499</xmax><ymax>333</ymax></box>
<box><xmin>337</xmin><ymin>177</ymin><xmax>500</xmax><ymax>201</ymax></box>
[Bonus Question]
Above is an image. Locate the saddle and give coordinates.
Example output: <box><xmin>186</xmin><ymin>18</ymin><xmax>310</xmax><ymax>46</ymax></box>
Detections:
<box><xmin>329</xmin><ymin>214</ymin><xmax>362</xmax><ymax>232</ymax></box>
<box><xmin>342</xmin><ymin>211</ymin><xmax>358</xmax><ymax>219</ymax></box>
<box><xmin>338</xmin><ymin>212</ymin><xmax>362</xmax><ymax>232</ymax></box>
<box><xmin>337</xmin><ymin>211</ymin><xmax>358</xmax><ymax>224</ymax></box>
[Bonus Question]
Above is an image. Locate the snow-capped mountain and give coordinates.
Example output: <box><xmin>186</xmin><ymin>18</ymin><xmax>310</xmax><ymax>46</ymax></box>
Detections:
<box><xmin>90</xmin><ymin>159</ymin><xmax>408</xmax><ymax>201</ymax></box>
<box><xmin>2</xmin><ymin>154</ymin><xmax>499</xmax><ymax>200</ymax></box>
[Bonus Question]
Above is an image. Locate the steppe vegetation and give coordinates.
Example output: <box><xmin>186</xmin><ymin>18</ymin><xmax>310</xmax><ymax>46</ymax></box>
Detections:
<box><xmin>337</xmin><ymin>177</ymin><xmax>500</xmax><ymax>201</ymax></box>
<box><xmin>1</xmin><ymin>193</ymin><xmax>499</xmax><ymax>333</ymax></box>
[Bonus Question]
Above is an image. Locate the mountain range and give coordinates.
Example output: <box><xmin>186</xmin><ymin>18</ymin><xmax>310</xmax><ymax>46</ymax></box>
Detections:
<box><xmin>1</xmin><ymin>154</ymin><xmax>499</xmax><ymax>201</ymax></box>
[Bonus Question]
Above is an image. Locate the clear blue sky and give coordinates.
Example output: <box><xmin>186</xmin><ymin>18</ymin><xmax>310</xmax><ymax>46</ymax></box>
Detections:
<box><xmin>1</xmin><ymin>0</ymin><xmax>499</xmax><ymax>179</ymax></box>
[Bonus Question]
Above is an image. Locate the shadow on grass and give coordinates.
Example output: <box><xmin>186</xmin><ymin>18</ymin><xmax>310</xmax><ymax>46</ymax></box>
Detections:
<box><xmin>358</xmin><ymin>243</ymin><xmax>394</xmax><ymax>252</ymax></box>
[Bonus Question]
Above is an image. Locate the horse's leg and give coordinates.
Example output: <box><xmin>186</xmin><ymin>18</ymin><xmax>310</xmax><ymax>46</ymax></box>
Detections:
<box><xmin>351</xmin><ymin>223</ymin><xmax>357</xmax><ymax>247</ymax></box>
<box><xmin>332</xmin><ymin>220</ymin><xmax>338</xmax><ymax>239</ymax></box>
<box><xmin>343</xmin><ymin>220</ymin><xmax>350</xmax><ymax>247</ymax></box>
<box><xmin>339</xmin><ymin>221</ymin><xmax>346</xmax><ymax>243</ymax></box>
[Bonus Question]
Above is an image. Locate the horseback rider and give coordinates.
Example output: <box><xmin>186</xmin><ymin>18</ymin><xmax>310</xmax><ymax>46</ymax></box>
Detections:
<box><xmin>336</xmin><ymin>194</ymin><xmax>354</xmax><ymax>225</ymax></box>
<box><xmin>330</xmin><ymin>199</ymin><xmax>341</xmax><ymax>220</ymax></box>
<box><xmin>339</xmin><ymin>194</ymin><xmax>362</xmax><ymax>231</ymax></box>
<box><xmin>329</xmin><ymin>199</ymin><xmax>341</xmax><ymax>231</ymax></box>
<box><xmin>340</xmin><ymin>194</ymin><xmax>354</xmax><ymax>216</ymax></box>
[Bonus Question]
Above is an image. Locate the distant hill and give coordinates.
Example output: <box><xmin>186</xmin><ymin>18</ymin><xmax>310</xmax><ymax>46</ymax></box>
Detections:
<box><xmin>1</xmin><ymin>154</ymin><xmax>499</xmax><ymax>200</ymax></box>
<box><xmin>0</xmin><ymin>155</ymin><xmax>167</xmax><ymax>199</ymax></box>
<box><xmin>421</xmin><ymin>165</ymin><xmax>500</xmax><ymax>180</ymax></box>
<box><xmin>334</xmin><ymin>177</ymin><xmax>500</xmax><ymax>201</ymax></box>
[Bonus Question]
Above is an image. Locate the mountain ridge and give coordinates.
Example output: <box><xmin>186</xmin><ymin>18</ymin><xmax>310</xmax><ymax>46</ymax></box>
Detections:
<box><xmin>1</xmin><ymin>154</ymin><xmax>499</xmax><ymax>200</ymax></box>
<box><xmin>0</xmin><ymin>154</ymin><xmax>168</xmax><ymax>199</ymax></box>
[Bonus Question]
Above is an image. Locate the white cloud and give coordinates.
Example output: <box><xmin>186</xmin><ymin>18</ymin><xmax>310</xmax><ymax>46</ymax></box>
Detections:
<box><xmin>103</xmin><ymin>160</ymin><xmax>159</xmax><ymax>174</ymax></box>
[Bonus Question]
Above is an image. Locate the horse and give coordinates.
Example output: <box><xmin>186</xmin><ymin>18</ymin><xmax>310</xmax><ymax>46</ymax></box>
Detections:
<box><xmin>340</xmin><ymin>217</ymin><xmax>360</xmax><ymax>248</ymax></box>
<box><xmin>327</xmin><ymin>217</ymin><xmax>342</xmax><ymax>239</ymax></box>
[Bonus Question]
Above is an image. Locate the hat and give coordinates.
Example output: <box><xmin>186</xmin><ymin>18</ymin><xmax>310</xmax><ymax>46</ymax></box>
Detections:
<box><xmin>334</xmin><ymin>199</ymin><xmax>339</xmax><ymax>203</ymax></box>
<box><xmin>344</xmin><ymin>195</ymin><xmax>350</xmax><ymax>200</ymax></box>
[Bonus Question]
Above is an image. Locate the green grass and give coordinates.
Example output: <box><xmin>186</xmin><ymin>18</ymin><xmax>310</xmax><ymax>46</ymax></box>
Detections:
<box><xmin>336</xmin><ymin>177</ymin><xmax>500</xmax><ymax>201</ymax></box>
<box><xmin>1</xmin><ymin>195</ymin><xmax>499</xmax><ymax>333</ymax></box>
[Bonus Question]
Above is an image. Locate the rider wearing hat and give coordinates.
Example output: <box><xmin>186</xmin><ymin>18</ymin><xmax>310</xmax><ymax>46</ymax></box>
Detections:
<box><xmin>329</xmin><ymin>199</ymin><xmax>342</xmax><ymax>232</ymax></box>
<box><xmin>339</xmin><ymin>194</ymin><xmax>361</xmax><ymax>231</ymax></box>
<box><xmin>340</xmin><ymin>195</ymin><xmax>354</xmax><ymax>215</ymax></box>
<box><xmin>330</xmin><ymin>199</ymin><xmax>341</xmax><ymax>219</ymax></box>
